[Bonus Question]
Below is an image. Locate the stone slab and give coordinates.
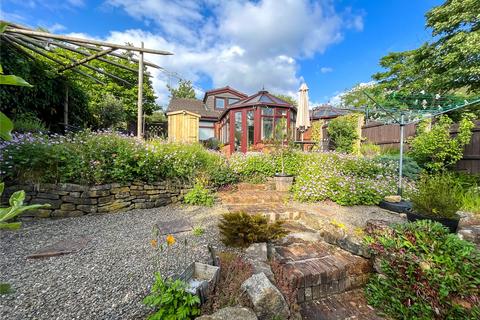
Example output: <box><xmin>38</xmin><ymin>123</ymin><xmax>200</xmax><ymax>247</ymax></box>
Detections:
<box><xmin>27</xmin><ymin>237</ymin><xmax>91</xmax><ymax>259</ymax></box>
<box><xmin>156</xmin><ymin>218</ymin><xmax>192</xmax><ymax>235</ymax></box>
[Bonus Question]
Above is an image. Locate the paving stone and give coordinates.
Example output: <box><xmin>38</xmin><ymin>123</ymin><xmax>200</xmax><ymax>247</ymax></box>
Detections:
<box><xmin>156</xmin><ymin>218</ymin><xmax>192</xmax><ymax>235</ymax></box>
<box><xmin>27</xmin><ymin>237</ymin><xmax>91</xmax><ymax>259</ymax></box>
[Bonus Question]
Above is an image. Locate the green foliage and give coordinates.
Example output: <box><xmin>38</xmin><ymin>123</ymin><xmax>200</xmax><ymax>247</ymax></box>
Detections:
<box><xmin>327</xmin><ymin>114</ymin><xmax>360</xmax><ymax>153</ymax></box>
<box><xmin>364</xmin><ymin>220</ymin><xmax>480</xmax><ymax>319</ymax></box>
<box><xmin>411</xmin><ymin>174</ymin><xmax>462</xmax><ymax>218</ymax></box>
<box><xmin>218</xmin><ymin>211</ymin><xmax>288</xmax><ymax>247</ymax></box>
<box><xmin>0</xmin><ymin>183</ymin><xmax>50</xmax><ymax>230</ymax></box>
<box><xmin>292</xmin><ymin>152</ymin><xmax>407</xmax><ymax>205</ymax></box>
<box><xmin>0</xmin><ymin>132</ymin><xmax>229</xmax><ymax>186</ymax></box>
<box><xmin>460</xmin><ymin>186</ymin><xmax>480</xmax><ymax>214</ymax></box>
<box><xmin>360</xmin><ymin>142</ymin><xmax>381</xmax><ymax>158</ymax></box>
<box><xmin>373</xmin><ymin>154</ymin><xmax>422</xmax><ymax>180</ymax></box>
<box><xmin>192</xmin><ymin>226</ymin><xmax>204</xmax><ymax>236</ymax></box>
<box><xmin>13</xmin><ymin>113</ymin><xmax>47</xmax><ymax>133</ymax></box>
<box><xmin>272</xmin><ymin>93</ymin><xmax>297</xmax><ymax>107</ymax></box>
<box><xmin>373</xmin><ymin>0</ymin><xmax>480</xmax><ymax>95</ymax></box>
<box><xmin>0</xmin><ymin>111</ymin><xmax>14</xmax><ymax>141</ymax></box>
<box><xmin>0</xmin><ymin>283</ymin><xmax>13</xmax><ymax>294</ymax></box>
<box><xmin>143</xmin><ymin>273</ymin><xmax>200</xmax><ymax>320</ymax></box>
<box><xmin>229</xmin><ymin>152</ymin><xmax>276</xmax><ymax>183</ymax></box>
<box><xmin>183</xmin><ymin>182</ymin><xmax>215</xmax><ymax>206</ymax></box>
<box><xmin>167</xmin><ymin>80</ymin><xmax>196</xmax><ymax>99</ymax></box>
<box><xmin>90</xmin><ymin>94</ymin><xmax>125</xmax><ymax>129</ymax></box>
<box><xmin>409</xmin><ymin>114</ymin><xmax>475</xmax><ymax>172</ymax></box>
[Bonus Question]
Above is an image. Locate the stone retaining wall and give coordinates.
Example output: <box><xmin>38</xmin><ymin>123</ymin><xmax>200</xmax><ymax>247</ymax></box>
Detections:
<box><xmin>2</xmin><ymin>181</ymin><xmax>192</xmax><ymax>218</ymax></box>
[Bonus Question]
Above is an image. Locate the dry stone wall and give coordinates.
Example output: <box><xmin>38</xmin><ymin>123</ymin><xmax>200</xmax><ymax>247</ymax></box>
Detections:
<box><xmin>2</xmin><ymin>181</ymin><xmax>192</xmax><ymax>218</ymax></box>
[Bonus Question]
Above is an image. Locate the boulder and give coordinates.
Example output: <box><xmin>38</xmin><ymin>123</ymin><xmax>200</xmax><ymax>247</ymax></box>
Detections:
<box><xmin>241</xmin><ymin>272</ymin><xmax>289</xmax><ymax>320</ymax></box>
<box><xmin>457</xmin><ymin>225</ymin><xmax>480</xmax><ymax>248</ymax></box>
<box><xmin>245</xmin><ymin>243</ymin><xmax>268</xmax><ymax>262</ymax></box>
<box><xmin>196</xmin><ymin>307</ymin><xmax>257</xmax><ymax>320</ymax></box>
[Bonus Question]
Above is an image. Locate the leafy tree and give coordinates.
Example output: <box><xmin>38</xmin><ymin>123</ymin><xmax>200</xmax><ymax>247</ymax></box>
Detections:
<box><xmin>167</xmin><ymin>79</ymin><xmax>196</xmax><ymax>99</ymax></box>
<box><xmin>273</xmin><ymin>93</ymin><xmax>297</xmax><ymax>107</ymax></box>
<box><xmin>408</xmin><ymin>114</ymin><xmax>475</xmax><ymax>172</ymax></box>
<box><xmin>92</xmin><ymin>94</ymin><xmax>125</xmax><ymax>129</ymax></box>
<box><xmin>327</xmin><ymin>114</ymin><xmax>361</xmax><ymax>153</ymax></box>
<box><xmin>374</xmin><ymin>0</ymin><xmax>480</xmax><ymax>94</ymax></box>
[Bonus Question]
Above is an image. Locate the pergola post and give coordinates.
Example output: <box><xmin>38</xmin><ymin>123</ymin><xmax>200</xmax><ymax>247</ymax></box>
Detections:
<box><xmin>137</xmin><ymin>42</ymin><xmax>144</xmax><ymax>139</ymax></box>
<box><xmin>64</xmin><ymin>84</ymin><xmax>69</xmax><ymax>131</ymax></box>
<box><xmin>398</xmin><ymin>112</ymin><xmax>405</xmax><ymax>196</ymax></box>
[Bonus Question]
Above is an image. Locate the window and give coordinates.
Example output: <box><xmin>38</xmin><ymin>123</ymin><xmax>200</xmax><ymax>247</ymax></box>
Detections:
<box><xmin>199</xmin><ymin>127</ymin><xmax>214</xmax><ymax>140</ymax></box>
<box><xmin>247</xmin><ymin>110</ymin><xmax>254</xmax><ymax>147</ymax></box>
<box><xmin>260</xmin><ymin>107</ymin><xmax>288</xmax><ymax>141</ymax></box>
<box><xmin>228</xmin><ymin>98</ymin><xmax>239</xmax><ymax>105</ymax></box>
<box><xmin>215</xmin><ymin>97</ymin><xmax>225</xmax><ymax>109</ymax></box>
<box><xmin>234</xmin><ymin>112</ymin><xmax>242</xmax><ymax>151</ymax></box>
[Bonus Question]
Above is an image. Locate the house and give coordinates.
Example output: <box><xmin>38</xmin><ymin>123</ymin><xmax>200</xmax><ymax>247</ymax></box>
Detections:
<box><xmin>166</xmin><ymin>86</ymin><xmax>297</xmax><ymax>154</ymax></box>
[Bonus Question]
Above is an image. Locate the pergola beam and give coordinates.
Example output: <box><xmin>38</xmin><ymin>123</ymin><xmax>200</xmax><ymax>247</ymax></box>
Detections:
<box><xmin>3</xmin><ymin>35</ymin><xmax>105</xmax><ymax>85</ymax></box>
<box><xmin>58</xmin><ymin>48</ymin><xmax>116</xmax><ymax>72</ymax></box>
<box><xmin>12</xmin><ymin>34</ymin><xmax>133</xmax><ymax>86</ymax></box>
<box><xmin>5</xmin><ymin>27</ymin><xmax>173</xmax><ymax>56</ymax></box>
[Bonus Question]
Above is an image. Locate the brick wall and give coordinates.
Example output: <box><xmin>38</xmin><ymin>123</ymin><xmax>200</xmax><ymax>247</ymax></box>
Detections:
<box><xmin>2</xmin><ymin>181</ymin><xmax>192</xmax><ymax>218</ymax></box>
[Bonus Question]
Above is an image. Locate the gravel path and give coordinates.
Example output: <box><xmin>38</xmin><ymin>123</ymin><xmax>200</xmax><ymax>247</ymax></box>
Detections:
<box><xmin>0</xmin><ymin>205</ymin><xmax>229</xmax><ymax>320</ymax></box>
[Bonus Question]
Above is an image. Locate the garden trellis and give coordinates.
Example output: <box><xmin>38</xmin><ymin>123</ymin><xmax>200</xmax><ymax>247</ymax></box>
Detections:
<box><xmin>0</xmin><ymin>20</ymin><xmax>173</xmax><ymax>138</ymax></box>
<box><xmin>363</xmin><ymin>91</ymin><xmax>480</xmax><ymax>196</ymax></box>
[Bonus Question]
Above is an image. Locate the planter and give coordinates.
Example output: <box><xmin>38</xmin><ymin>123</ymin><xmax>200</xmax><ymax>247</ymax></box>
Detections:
<box><xmin>379</xmin><ymin>200</ymin><xmax>412</xmax><ymax>214</ymax></box>
<box><xmin>406</xmin><ymin>209</ymin><xmax>460</xmax><ymax>233</ymax></box>
<box><xmin>274</xmin><ymin>174</ymin><xmax>294</xmax><ymax>192</ymax></box>
<box><xmin>178</xmin><ymin>262</ymin><xmax>220</xmax><ymax>304</ymax></box>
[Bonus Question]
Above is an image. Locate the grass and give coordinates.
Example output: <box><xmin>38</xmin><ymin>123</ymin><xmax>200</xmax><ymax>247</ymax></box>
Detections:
<box><xmin>459</xmin><ymin>186</ymin><xmax>480</xmax><ymax>214</ymax></box>
<box><xmin>0</xmin><ymin>283</ymin><xmax>13</xmax><ymax>294</ymax></box>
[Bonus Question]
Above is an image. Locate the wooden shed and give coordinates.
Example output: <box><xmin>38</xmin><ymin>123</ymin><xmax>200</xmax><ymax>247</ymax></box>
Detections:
<box><xmin>167</xmin><ymin>110</ymin><xmax>201</xmax><ymax>143</ymax></box>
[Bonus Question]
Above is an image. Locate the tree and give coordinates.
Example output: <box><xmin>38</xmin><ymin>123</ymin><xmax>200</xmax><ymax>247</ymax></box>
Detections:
<box><xmin>327</xmin><ymin>114</ymin><xmax>361</xmax><ymax>153</ymax></box>
<box><xmin>374</xmin><ymin>0</ymin><xmax>480</xmax><ymax>94</ymax></box>
<box><xmin>273</xmin><ymin>93</ymin><xmax>297</xmax><ymax>107</ymax></box>
<box><xmin>167</xmin><ymin>79</ymin><xmax>196</xmax><ymax>99</ymax></box>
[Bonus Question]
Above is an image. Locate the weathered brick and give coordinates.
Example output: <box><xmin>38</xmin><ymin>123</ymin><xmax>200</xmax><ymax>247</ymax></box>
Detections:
<box><xmin>90</xmin><ymin>184</ymin><xmax>111</xmax><ymax>191</ymax></box>
<box><xmin>85</xmin><ymin>190</ymin><xmax>110</xmax><ymax>197</ymax></box>
<box><xmin>60</xmin><ymin>203</ymin><xmax>76</xmax><ymax>210</ymax></box>
<box><xmin>36</xmin><ymin>193</ymin><xmax>60</xmax><ymax>200</ymax></box>
<box><xmin>97</xmin><ymin>195</ymin><xmax>115</xmax><ymax>204</ymax></box>
<box><xmin>111</xmin><ymin>186</ymin><xmax>130</xmax><ymax>194</ymax></box>
<box><xmin>76</xmin><ymin>205</ymin><xmax>97</xmax><ymax>214</ymax></box>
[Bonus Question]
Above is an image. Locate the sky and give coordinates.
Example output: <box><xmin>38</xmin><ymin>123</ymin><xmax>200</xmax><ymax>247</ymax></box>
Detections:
<box><xmin>1</xmin><ymin>0</ymin><xmax>444</xmax><ymax>107</ymax></box>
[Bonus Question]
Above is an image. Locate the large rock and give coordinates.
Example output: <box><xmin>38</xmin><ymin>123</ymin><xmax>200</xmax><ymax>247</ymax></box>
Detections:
<box><xmin>457</xmin><ymin>225</ymin><xmax>480</xmax><ymax>249</ymax></box>
<box><xmin>241</xmin><ymin>272</ymin><xmax>289</xmax><ymax>320</ymax></box>
<box><xmin>245</xmin><ymin>243</ymin><xmax>268</xmax><ymax>262</ymax></box>
<box><xmin>196</xmin><ymin>307</ymin><xmax>257</xmax><ymax>320</ymax></box>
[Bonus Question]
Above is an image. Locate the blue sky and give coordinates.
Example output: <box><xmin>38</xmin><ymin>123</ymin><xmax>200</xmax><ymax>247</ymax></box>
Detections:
<box><xmin>1</xmin><ymin>0</ymin><xmax>444</xmax><ymax>106</ymax></box>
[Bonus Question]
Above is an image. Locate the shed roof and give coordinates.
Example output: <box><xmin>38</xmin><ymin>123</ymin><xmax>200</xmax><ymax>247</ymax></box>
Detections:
<box><xmin>310</xmin><ymin>104</ymin><xmax>350</xmax><ymax>120</ymax></box>
<box><xmin>167</xmin><ymin>97</ymin><xmax>221</xmax><ymax>119</ymax></box>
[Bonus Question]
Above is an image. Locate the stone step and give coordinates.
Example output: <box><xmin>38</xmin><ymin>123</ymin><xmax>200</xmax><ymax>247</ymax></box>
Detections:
<box><xmin>218</xmin><ymin>190</ymin><xmax>290</xmax><ymax>205</ymax></box>
<box><xmin>236</xmin><ymin>182</ymin><xmax>274</xmax><ymax>191</ymax></box>
<box><xmin>273</xmin><ymin>240</ymin><xmax>372</xmax><ymax>304</ymax></box>
<box><xmin>225</xmin><ymin>204</ymin><xmax>303</xmax><ymax>222</ymax></box>
<box><xmin>300</xmin><ymin>289</ymin><xmax>384</xmax><ymax>320</ymax></box>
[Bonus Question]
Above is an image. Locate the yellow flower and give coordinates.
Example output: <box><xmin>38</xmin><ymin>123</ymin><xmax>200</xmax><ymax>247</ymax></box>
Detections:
<box><xmin>150</xmin><ymin>239</ymin><xmax>158</xmax><ymax>248</ymax></box>
<box><xmin>166</xmin><ymin>234</ymin><xmax>176</xmax><ymax>246</ymax></box>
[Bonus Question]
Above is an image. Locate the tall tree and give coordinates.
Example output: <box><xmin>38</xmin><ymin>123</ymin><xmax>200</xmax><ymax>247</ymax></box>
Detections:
<box><xmin>374</xmin><ymin>0</ymin><xmax>480</xmax><ymax>94</ymax></box>
<box><xmin>167</xmin><ymin>79</ymin><xmax>196</xmax><ymax>99</ymax></box>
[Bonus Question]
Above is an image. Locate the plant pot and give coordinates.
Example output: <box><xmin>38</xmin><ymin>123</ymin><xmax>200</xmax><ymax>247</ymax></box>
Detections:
<box><xmin>177</xmin><ymin>262</ymin><xmax>220</xmax><ymax>304</ymax></box>
<box><xmin>406</xmin><ymin>209</ymin><xmax>460</xmax><ymax>233</ymax></box>
<box><xmin>379</xmin><ymin>200</ymin><xmax>412</xmax><ymax>214</ymax></box>
<box><xmin>274</xmin><ymin>174</ymin><xmax>294</xmax><ymax>192</ymax></box>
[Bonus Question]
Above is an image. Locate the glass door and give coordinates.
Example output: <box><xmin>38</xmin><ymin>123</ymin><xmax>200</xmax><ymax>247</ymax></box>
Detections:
<box><xmin>231</xmin><ymin>109</ymin><xmax>255</xmax><ymax>153</ymax></box>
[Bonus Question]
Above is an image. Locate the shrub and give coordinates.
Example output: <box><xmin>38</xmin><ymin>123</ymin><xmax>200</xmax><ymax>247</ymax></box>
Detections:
<box><xmin>202</xmin><ymin>252</ymin><xmax>253</xmax><ymax>314</ymax></box>
<box><xmin>292</xmin><ymin>152</ymin><xmax>403</xmax><ymax>205</ymax></box>
<box><xmin>218</xmin><ymin>211</ymin><xmax>288</xmax><ymax>247</ymax></box>
<box><xmin>202</xmin><ymin>137</ymin><xmax>221</xmax><ymax>151</ymax></box>
<box><xmin>359</xmin><ymin>142</ymin><xmax>381</xmax><ymax>157</ymax></box>
<box><xmin>143</xmin><ymin>273</ymin><xmax>200</xmax><ymax>320</ymax></box>
<box><xmin>0</xmin><ymin>131</ymin><xmax>230</xmax><ymax>186</ymax></box>
<box><xmin>327</xmin><ymin>114</ymin><xmax>361</xmax><ymax>153</ymax></box>
<box><xmin>373</xmin><ymin>154</ymin><xmax>422</xmax><ymax>180</ymax></box>
<box><xmin>459</xmin><ymin>186</ymin><xmax>480</xmax><ymax>214</ymax></box>
<box><xmin>183</xmin><ymin>182</ymin><xmax>215</xmax><ymax>206</ymax></box>
<box><xmin>364</xmin><ymin>220</ymin><xmax>480</xmax><ymax>319</ymax></box>
<box><xmin>13</xmin><ymin>113</ymin><xmax>47</xmax><ymax>133</ymax></box>
<box><xmin>229</xmin><ymin>152</ymin><xmax>276</xmax><ymax>183</ymax></box>
<box><xmin>411</xmin><ymin>174</ymin><xmax>462</xmax><ymax>218</ymax></box>
<box><xmin>409</xmin><ymin>114</ymin><xmax>475</xmax><ymax>172</ymax></box>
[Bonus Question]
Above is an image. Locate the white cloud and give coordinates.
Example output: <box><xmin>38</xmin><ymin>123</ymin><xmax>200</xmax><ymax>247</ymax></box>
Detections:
<box><xmin>320</xmin><ymin>67</ymin><xmax>333</xmax><ymax>73</ymax></box>
<box><xmin>69</xmin><ymin>0</ymin><xmax>363</xmax><ymax>105</ymax></box>
<box><xmin>45</xmin><ymin>23</ymin><xmax>66</xmax><ymax>32</ymax></box>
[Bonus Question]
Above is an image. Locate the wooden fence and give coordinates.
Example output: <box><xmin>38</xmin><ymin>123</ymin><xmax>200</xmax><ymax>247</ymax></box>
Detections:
<box><xmin>361</xmin><ymin>120</ymin><xmax>480</xmax><ymax>174</ymax></box>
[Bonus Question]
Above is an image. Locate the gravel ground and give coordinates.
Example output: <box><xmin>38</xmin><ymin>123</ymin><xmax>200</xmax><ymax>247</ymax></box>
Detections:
<box><xmin>0</xmin><ymin>204</ymin><xmax>230</xmax><ymax>320</ymax></box>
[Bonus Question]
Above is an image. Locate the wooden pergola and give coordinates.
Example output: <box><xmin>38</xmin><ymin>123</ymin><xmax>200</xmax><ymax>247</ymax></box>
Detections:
<box><xmin>0</xmin><ymin>21</ymin><xmax>173</xmax><ymax>138</ymax></box>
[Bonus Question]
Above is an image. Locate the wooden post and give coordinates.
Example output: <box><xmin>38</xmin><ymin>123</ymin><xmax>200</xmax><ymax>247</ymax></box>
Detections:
<box><xmin>137</xmin><ymin>42</ymin><xmax>144</xmax><ymax>139</ymax></box>
<box><xmin>64</xmin><ymin>85</ymin><xmax>69</xmax><ymax>131</ymax></box>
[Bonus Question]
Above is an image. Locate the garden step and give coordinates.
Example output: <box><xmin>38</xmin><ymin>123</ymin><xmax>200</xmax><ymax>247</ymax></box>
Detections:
<box><xmin>300</xmin><ymin>289</ymin><xmax>384</xmax><ymax>320</ymax></box>
<box><xmin>218</xmin><ymin>190</ymin><xmax>290</xmax><ymax>205</ymax></box>
<box><xmin>273</xmin><ymin>240</ymin><xmax>372</xmax><ymax>304</ymax></box>
<box><xmin>236</xmin><ymin>182</ymin><xmax>274</xmax><ymax>191</ymax></box>
<box><xmin>224</xmin><ymin>204</ymin><xmax>304</xmax><ymax>221</ymax></box>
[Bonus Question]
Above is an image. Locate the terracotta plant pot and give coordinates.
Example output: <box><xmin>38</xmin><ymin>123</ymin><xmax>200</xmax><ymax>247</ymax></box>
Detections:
<box><xmin>274</xmin><ymin>174</ymin><xmax>294</xmax><ymax>192</ymax></box>
<box><xmin>406</xmin><ymin>209</ymin><xmax>460</xmax><ymax>233</ymax></box>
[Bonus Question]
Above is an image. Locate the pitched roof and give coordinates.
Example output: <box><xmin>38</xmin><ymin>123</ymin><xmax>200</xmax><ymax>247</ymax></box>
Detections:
<box><xmin>203</xmin><ymin>86</ymin><xmax>248</xmax><ymax>102</ymax></box>
<box><xmin>228</xmin><ymin>90</ymin><xmax>295</xmax><ymax>109</ymax></box>
<box><xmin>167</xmin><ymin>98</ymin><xmax>220</xmax><ymax>118</ymax></box>
<box><xmin>310</xmin><ymin>104</ymin><xmax>350</xmax><ymax>119</ymax></box>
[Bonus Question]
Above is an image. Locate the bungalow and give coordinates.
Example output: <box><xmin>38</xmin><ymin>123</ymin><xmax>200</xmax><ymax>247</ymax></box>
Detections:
<box><xmin>167</xmin><ymin>86</ymin><xmax>297</xmax><ymax>154</ymax></box>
